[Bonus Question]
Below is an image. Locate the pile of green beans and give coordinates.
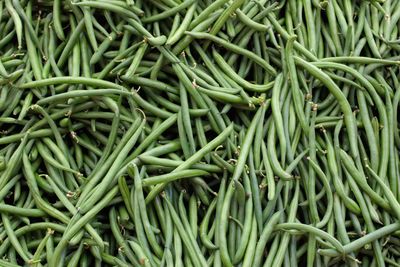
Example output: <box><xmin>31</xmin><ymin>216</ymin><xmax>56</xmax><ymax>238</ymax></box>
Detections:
<box><xmin>1</xmin><ymin>0</ymin><xmax>400</xmax><ymax>266</ymax></box>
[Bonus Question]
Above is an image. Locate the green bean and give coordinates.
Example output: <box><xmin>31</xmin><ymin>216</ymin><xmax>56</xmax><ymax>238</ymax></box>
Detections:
<box><xmin>164</xmin><ymin>194</ymin><xmax>206</xmax><ymax>266</ymax></box>
<box><xmin>207</xmin><ymin>0</ymin><xmax>245</xmax><ymax>40</ymax></box>
<box><xmin>266</xmin><ymin>123</ymin><xmax>292</xmax><ymax>180</ymax></box>
<box><xmin>21</xmin><ymin>76</ymin><xmax>126</xmax><ymax>91</ymax></box>
<box><xmin>178</xmin><ymin>191</ymin><xmax>207</xmax><ymax>264</ymax></box>
<box><xmin>145</xmin><ymin>124</ymin><xmax>233</xmax><ymax>203</ymax></box>
<box><xmin>276</xmin><ymin>222</ymin><xmax>344</xmax><ymax>252</ymax></box>
<box><xmin>324</xmin><ymin>130</ymin><xmax>361</xmax><ymax>214</ymax></box>
<box><xmin>253</xmin><ymin>210</ymin><xmax>282</xmax><ymax>267</ymax></box>
<box><xmin>166</xmin><ymin>2</ymin><xmax>196</xmax><ymax>46</ymax></box>
<box><xmin>345</xmin><ymin>167</ymin><xmax>386</xmax><ymax>266</ymax></box>
<box><xmin>199</xmin><ymin>199</ymin><xmax>218</xmax><ymax>250</ymax></box>
<box><xmin>271</xmin><ymin>73</ymin><xmax>287</xmax><ymax>165</ymax></box>
<box><xmin>263</xmin><ymin>232</ymin><xmax>281</xmax><ymax>267</ymax></box>
<box><xmin>123</xmin><ymin>42</ymin><xmax>148</xmax><ymax>78</ymax></box>
<box><xmin>0</xmin><ymin>133</ymin><xmax>28</xmax><ymax>189</ymax></box>
<box><xmin>319</xmin><ymin>223</ymin><xmax>400</xmax><ymax>257</ymax></box>
<box><xmin>247</xmin><ymin>149</ymin><xmax>263</xmax><ymax>234</ymax></box>
<box><xmin>307</xmin><ymin>157</ymin><xmax>333</xmax><ymax>229</ymax></box>
<box><xmin>0</xmin><ymin>203</ymin><xmax>45</xmax><ymax>217</ymax></box>
<box><xmin>50</xmin><ymin>187</ymin><xmax>119</xmax><ymax>267</ymax></box>
<box><xmin>232</xmin><ymin>170</ymin><xmax>253</xmax><ymax>264</ymax></box>
<box><xmin>1</xmin><ymin>212</ymin><xmax>31</xmax><ymax>263</ymax></box>
<box><xmin>45</xmin><ymin>174</ymin><xmax>104</xmax><ymax>250</ymax></box>
<box><xmin>306</xmin><ymin>103</ymin><xmax>320</xmax><ymax>234</ymax></box>
<box><xmin>131</xmin><ymin>189</ymin><xmax>157</xmax><ymax>266</ymax></box>
<box><xmin>142</xmin><ymin>169</ymin><xmax>208</xmax><ymax>186</ymax></box>
<box><xmin>74</xmin><ymin>1</ymin><xmax>142</xmax><ymax>19</ymax></box>
<box><xmin>365</xmin><ymin>165</ymin><xmax>400</xmax><ymax>221</ymax></box>
<box><xmin>37</xmin><ymin>89</ymin><xmax>132</xmax><ymax>105</ymax></box>
<box><xmin>0</xmin><ymin>222</ymin><xmax>66</xmax><ymax>254</ymax></box>
<box><xmin>52</xmin><ymin>0</ymin><xmax>64</xmax><ymax>40</ymax></box>
<box><xmin>127</xmin><ymin>240</ymin><xmax>151</xmax><ymax>267</ymax></box>
<box><xmin>123</xmin><ymin>115</ymin><xmax>178</xmax><ymax>165</ymax></box>
<box><xmin>236</xmin><ymin>9</ymin><xmax>270</xmax><ymax>32</ymax></box>
<box><xmin>188</xmin><ymin>195</ymin><xmax>198</xmax><ymax>239</ymax></box>
<box><xmin>339</xmin><ymin>149</ymin><xmax>390</xmax><ymax>211</ymax></box>
<box><xmin>121</xmin><ymin>75</ymin><xmax>178</xmax><ymax>94</ymax></box>
<box><xmin>29</xmin><ymin>228</ymin><xmax>53</xmax><ymax>266</ymax></box>
<box><xmin>218</xmin><ymin>179</ymin><xmax>235</xmax><ymax>267</ymax></box>
<box><xmin>23</xmin><ymin>153</ymin><xmax>70</xmax><ymax>224</ymax></box>
<box><xmin>241</xmin><ymin>216</ymin><xmax>257</xmax><ymax>266</ymax></box>
<box><xmin>364</xmin><ymin>18</ymin><xmax>381</xmax><ymax>59</ymax></box>
<box><xmin>117</xmin><ymin>141</ymin><xmax>182</xmax><ymax>180</ymax></box>
<box><xmin>36</xmin><ymin>141</ymin><xmax>80</xmax><ymax>176</ymax></box>
<box><xmin>129</xmin><ymin>164</ymin><xmax>163</xmax><ymax>258</ymax></box>
<box><xmin>90</xmin><ymin>23</ymin><xmax>123</xmax><ymax>65</ymax></box>
<box><xmin>5</xmin><ymin>0</ymin><xmax>22</xmax><ymax>50</ymax></box>
<box><xmin>285</xmin><ymin>36</ymin><xmax>308</xmax><ymax>133</ymax></box>
<box><xmin>80</xmin><ymin>118</ymin><xmax>145</xmax><ymax>213</ymax></box>
<box><xmin>212</xmin><ymin>48</ymin><xmax>274</xmax><ymax>92</ymax></box>
<box><xmin>295</xmin><ymin>56</ymin><xmax>358</xmax><ymax>158</ymax></box>
<box><xmin>190</xmin><ymin>0</ymin><xmax>229</xmax><ymax>29</ymax></box>
<box><xmin>179</xmin><ymin>83</ymin><xmax>196</xmax><ymax>156</ymax></box>
<box><xmin>56</xmin><ymin>19</ymin><xmax>86</xmax><ymax>68</ymax></box>
<box><xmin>15</xmin><ymin>1</ymin><xmax>43</xmax><ymax>52</ymax></box>
<box><xmin>272</xmin><ymin>181</ymin><xmax>300</xmax><ymax>267</ymax></box>
<box><xmin>142</xmin><ymin>0</ymin><xmax>196</xmax><ymax>23</ymax></box>
<box><xmin>0</xmin><ymin>259</ymin><xmax>21</xmax><ymax>267</ymax></box>
<box><xmin>185</xmin><ymin>31</ymin><xmax>276</xmax><ymax>75</ymax></box>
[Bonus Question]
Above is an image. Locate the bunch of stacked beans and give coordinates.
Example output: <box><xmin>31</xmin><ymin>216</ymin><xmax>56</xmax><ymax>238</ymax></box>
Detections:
<box><xmin>0</xmin><ymin>0</ymin><xmax>400</xmax><ymax>266</ymax></box>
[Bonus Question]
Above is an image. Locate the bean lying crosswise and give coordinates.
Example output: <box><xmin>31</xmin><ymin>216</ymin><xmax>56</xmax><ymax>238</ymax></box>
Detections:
<box><xmin>0</xmin><ymin>0</ymin><xmax>400</xmax><ymax>266</ymax></box>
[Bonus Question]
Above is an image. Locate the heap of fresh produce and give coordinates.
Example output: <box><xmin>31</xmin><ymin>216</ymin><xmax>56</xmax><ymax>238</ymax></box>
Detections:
<box><xmin>0</xmin><ymin>0</ymin><xmax>400</xmax><ymax>266</ymax></box>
